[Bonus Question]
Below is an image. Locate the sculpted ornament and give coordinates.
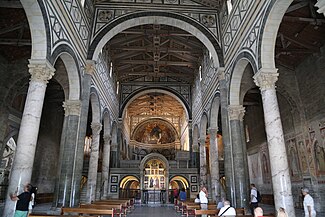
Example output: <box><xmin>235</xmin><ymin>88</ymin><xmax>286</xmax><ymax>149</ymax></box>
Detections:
<box><xmin>63</xmin><ymin>100</ymin><xmax>81</xmax><ymax>116</ymax></box>
<box><xmin>98</xmin><ymin>10</ymin><xmax>113</xmax><ymax>22</ymax></box>
<box><xmin>202</xmin><ymin>15</ymin><xmax>216</xmax><ymax>27</ymax></box>
<box><xmin>253</xmin><ymin>69</ymin><xmax>279</xmax><ymax>91</ymax></box>
<box><xmin>91</xmin><ymin>122</ymin><xmax>102</xmax><ymax>135</ymax></box>
<box><xmin>28</xmin><ymin>60</ymin><xmax>55</xmax><ymax>83</ymax></box>
<box><xmin>228</xmin><ymin>105</ymin><xmax>245</xmax><ymax>121</ymax></box>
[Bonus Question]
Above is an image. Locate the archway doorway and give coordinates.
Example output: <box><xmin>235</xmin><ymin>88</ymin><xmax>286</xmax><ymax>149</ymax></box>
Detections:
<box><xmin>169</xmin><ymin>175</ymin><xmax>189</xmax><ymax>203</ymax></box>
<box><xmin>119</xmin><ymin>175</ymin><xmax>140</xmax><ymax>199</ymax></box>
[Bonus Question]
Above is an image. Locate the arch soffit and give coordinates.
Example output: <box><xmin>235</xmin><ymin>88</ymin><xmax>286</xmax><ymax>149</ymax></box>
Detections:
<box><xmin>53</xmin><ymin>50</ymin><xmax>81</xmax><ymax>100</ymax></box>
<box><xmin>88</xmin><ymin>11</ymin><xmax>223</xmax><ymax>68</ymax></box>
<box><xmin>139</xmin><ymin>153</ymin><xmax>169</xmax><ymax>171</ymax></box>
<box><xmin>131</xmin><ymin>118</ymin><xmax>179</xmax><ymax>140</ymax></box>
<box><xmin>199</xmin><ymin>113</ymin><xmax>208</xmax><ymax>140</ymax></box>
<box><xmin>169</xmin><ymin>175</ymin><xmax>189</xmax><ymax>187</ymax></box>
<box><xmin>21</xmin><ymin>0</ymin><xmax>47</xmax><ymax>60</ymax></box>
<box><xmin>120</xmin><ymin>175</ymin><xmax>140</xmax><ymax>188</ymax></box>
<box><xmin>209</xmin><ymin>93</ymin><xmax>221</xmax><ymax>129</ymax></box>
<box><xmin>259</xmin><ymin>0</ymin><xmax>293</xmax><ymax>69</ymax></box>
<box><xmin>103</xmin><ymin>108</ymin><xmax>112</xmax><ymax>137</ymax></box>
<box><xmin>121</xmin><ymin>88</ymin><xmax>190</xmax><ymax>120</ymax></box>
<box><xmin>229</xmin><ymin>52</ymin><xmax>257</xmax><ymax>106</ymax></box>
<box><xmin>111</xmin><ymin>121</ymin><xmax>118</xmax><ymax>143</ymax></box>
<box><xmin>90</xmin><ymin>87</ymin><xmax>102</xmax><ymax>123</ymax></box>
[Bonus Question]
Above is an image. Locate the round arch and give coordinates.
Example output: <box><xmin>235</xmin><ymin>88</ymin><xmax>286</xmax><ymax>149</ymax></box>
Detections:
<box><xmin>121</xmin><ymin>87</ymin><xmax>190</xmax><ymax>119</ymax></box>
<box><xmin>53</xmin><ymin>51</ymin><xmax>81</xmax><ymax>101</ymax></box>
<box><xmin>90</xmin><ymin>87</ymin><xmax>101</xmax><ymax>124</ymax></box>
<box><xmin>88</xmin><ymin>11</ymin><xmax>223</xmax><ymax>69</ymax></box>
<box><xmin>169</xmin><ymin>175</ymin><xmax>189</xmax><ymax>189</ymax></box>
<box><xmin>119</xmin><ymin>175</ymin><xmax>140</xmax><ymax>189</ymax></box>
<box><xmin>200</xmin><ymin>113</ymin><xmax>208</xmax><ymax>141</ymax></box>
<box><xmin>139</xmin><ymin>153</ymin><xmax>169</xmax><ymax>171</ymax></box>
<box><xmin>209</xmin><ymin>93</ymin><xmax>221</xmax><ymax>129</ymax></box>
<box><xmin>21</xmin><ymin>0</ymin><xmax>48</xmax><ymax>60</ymax></box>
<box><xmin>229</xmin><ymin>52</ymin><xmax>257</xmax><ymax>106</ymax></box>
<box><xmin>259</xmin><ymin>0</ymin><xmax>293</xmax><ymax>69</ymax></box>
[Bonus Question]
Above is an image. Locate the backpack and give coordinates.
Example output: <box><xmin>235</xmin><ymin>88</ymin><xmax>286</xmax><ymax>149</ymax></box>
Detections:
<box><xmin>256</xmin><ymin>190</ymin><xmax>262</xmax><ymax>203</ymax></box>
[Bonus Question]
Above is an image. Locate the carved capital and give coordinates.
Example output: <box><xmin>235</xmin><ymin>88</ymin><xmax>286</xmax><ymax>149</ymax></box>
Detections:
<box><xmin>228</xmin><ymin>105</ymin><xmax>245</xmax><ymax>121</ymax></box>
<box><xmin>28</xmin><ymin>59</ymin><xmax>55</xmax><ymax>83</ymax></box>
<box><xmin>209</xmin><ymin>128</ymin><xmax>218</xmax><ymax>137</ymax></box>
<box><xmin>91</xmin><ymin>122</ymin><xmax>102</xmax><ymax>135</ymax></box>
<box><xmin>84</xmin><ymin>60</ymin><xmax>96</xmax><ymax>76</ymax></box>
<box><xmin>63</xmin><ymin>100</ymin><xmax>81</xmax><ymax>116</ymax></box>
<box><xmin>103</xmin><ymin>135</ymin><xmax>111</xmax><ymax>143</ymax></box>
<box><xmin>253</xmin><ymin>68</ymin><xmax>279</xmax><ymax>91</ymax></box>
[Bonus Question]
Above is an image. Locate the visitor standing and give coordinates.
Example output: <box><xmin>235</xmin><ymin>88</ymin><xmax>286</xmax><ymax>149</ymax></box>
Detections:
<box><xmin>179</xmin><ymin>187</ymin><xmax>187</xmax><ymax>201</ymax></box>
<box><xmin>249</xmin><ymin>183</ymin><xmax>259</xmax><ymax>214</ymax></box>
<box><xmin>199</xmin><ymin>186</ymin><xmax>208</xmax><ymax>217</ymax></box>
<box><xmin>302</xmin><ymin>188</ymin><xmax>316</xmax><ymax>217</ymax></box>
<box><xmin>10</xmin><ymin>183</ymin><xmax>33</xmax><ymax>217</ymax></box>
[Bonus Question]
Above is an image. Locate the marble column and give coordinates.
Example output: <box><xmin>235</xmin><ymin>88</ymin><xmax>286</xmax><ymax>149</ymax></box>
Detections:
<box><xmin>228</xmin><ymin>105</ymin><xmax>248</xmax><ymax>209</ymax></box>
<box><xmin>192</xmin><ymin>140</ymin><xmax>200</xmax><ymax>169</ymax></box>
<box><xmin>4</xmin><ymin>59</ymin><xmax>55</xmax><ymax>217</ymax></box>
<box><xmin>69</xmin><ymin>60</ymin><xmax>95</xmax><ymax>207</ymax></box>
<box><xmin>101</xmin><ymin>135</ymin><xmax>111</xmax><ymax>199</ymax></box>
<box><xmin>199</xmin><ymin>138</ymin><xmax>208</xmax><ymax>187</ymax></box>
<box><xmin>208</xmin><ymin>128</ymin><xmax>221</xmax><ymax>202</ymax></box>
<box><xmin>218</xmin><ymin>70</ymin><xmax>235</xmax><ymax>203</ymax></box>
<box><xmin>86</xmin><ymin>122</ymin><xmax>102</xmax><ymax>203</ymax></box>
<box><xmin>253</xmin><ymin>69</ymin><xmax>295</xmax><ymax>216</ymax></box>
<box><xmin>54</xmin><ymin>99</ymin><xmax>81</xmax><ymax>207</ymax></box>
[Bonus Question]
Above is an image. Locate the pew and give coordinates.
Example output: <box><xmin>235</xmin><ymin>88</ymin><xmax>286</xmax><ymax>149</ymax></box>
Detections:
<box><xmin>193</xmin><ymin>209</ymin><xmax>219</xmax><ymax>217</ymax></box>
<box><xmin>61</xmin><ymin>207</ymin><xmax>114</xmax><ymax>216</ymax></box>
<box><xmin>80</xmin><ymin>204</ymin><xmax>123</xmax><ymax>217</ymax></box>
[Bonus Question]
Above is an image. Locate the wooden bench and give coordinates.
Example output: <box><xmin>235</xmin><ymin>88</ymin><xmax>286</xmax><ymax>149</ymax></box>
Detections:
<box><xmin>93</xmin><ymin>200</ymin><xmax>129</xmax><ymax>215</ymax></box>
<box><xmin>193</xmin><ymin>209</ymin><xmax>219</xmax><ymax>216</ymax></box>
<box><xmin>80</xmin><ymin>204</ymin><xmax>123</xmax><ymax>216</ymax></box>
<box><xmin>61</xmin><ymin>207</ymin><xmax>114</xmax><ymax>216</ymax></box>
<box><xmin>235</xmin><ymin>208</ymin><xmax>245</xmax><ymax>215</ymax></box>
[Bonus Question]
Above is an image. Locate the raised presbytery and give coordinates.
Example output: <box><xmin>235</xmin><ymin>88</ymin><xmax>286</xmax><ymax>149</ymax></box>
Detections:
<box><xmin>0</xmin><ymin>0</ymin><xmax>324</xmax><ymax>216</ymax></box>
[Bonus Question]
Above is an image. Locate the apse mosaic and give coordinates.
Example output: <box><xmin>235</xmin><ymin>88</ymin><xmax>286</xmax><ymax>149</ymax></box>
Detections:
<box><xmin>133</xmin><ymin>120</ymin><xmax>177</xmax><ymax>144</ymax></box>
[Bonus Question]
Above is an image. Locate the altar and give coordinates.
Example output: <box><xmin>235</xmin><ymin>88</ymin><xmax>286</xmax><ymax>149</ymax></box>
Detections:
<box><xmin>147</xmin><ymin>190</ymin><xmax>161</xmax><ymax>204</ymax></box>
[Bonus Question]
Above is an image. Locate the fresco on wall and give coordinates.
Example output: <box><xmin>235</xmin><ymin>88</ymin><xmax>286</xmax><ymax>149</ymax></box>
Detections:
<box><xmin>298</xmin><ymin>140</ymin><xmax>309</xmax><ymax>175</ymax></box>
<box><xmin>261</xmin><ymin>153</ymin><xmax>271</xmax><ymax>183</ymax></box>
<box><xmin>308</xmin><ymin>131</ymin><xmax>317</xmax><ymax>177</ymax></box>
<box><xmin>314</xmin><ymin>140</ymin><xmax>325</xmax><ymax>175</ymax></box>
<box><xmin>248</xmin><ymin>153</ymin><xmax>261</xmax><ymax>184</ymax></box>
<box><xmin>287</xmin><ymin>138</ymin><xmax>301</xmax><ymax>180</ymax></box>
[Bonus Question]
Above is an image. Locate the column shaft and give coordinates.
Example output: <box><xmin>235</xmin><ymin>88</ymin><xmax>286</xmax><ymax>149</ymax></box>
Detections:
<box><xmin>254</xmin><ymin>70</ymin><xmax>295</xmax><ymax>216</ymax></box>
<box><xmin>4</xmin><ymin>60</ymin><xmax>55</xmax><ymax>216</ymax></box>
<box><xmin>199</xmin><ymin>139</ymin><xmax>207</xmax><ymax>186</ymax></box>
<box><xmin>209</xmin><ymin>128</ymin><xmax>220</xmax><ymax>202</ymax></box>
<box><xmin>69</xmin><ymin>61</ymin><xmax>95</xmax><ymax>206</ymax></box>
<box><xmin>219</xmin><ymin>72</ymin><xmax>235</xmax><ymax>203</ymax></box>
<box><xmin>229</xmin><ymin>105</ymin><xmax>248</xmax><ymax>208</ymax></box>
<box><xmin>86</xmin><ymin>122</ymin><xmax>102</xmax><ymax>203</ymax></box>
<box><xmin>101</xmin><ymin>136</ymin><xmax>111</xmax><ymax>199</ymax></box>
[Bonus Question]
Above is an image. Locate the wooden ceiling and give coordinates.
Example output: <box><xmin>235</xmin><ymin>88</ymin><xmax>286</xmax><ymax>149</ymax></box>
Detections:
<box><xmin>0</xmin><ymin>1</ymin><xmax>31</xmax><ymax>62</ymax></box>
<box><xmin>105</xmin><ymin>24</ymin><xmax>205</xmax><ymax>83</ymax></box>
<box><xmin>127</xmin><ymin>92</ymin><xmax>184</xmax><ymax>117</ymax></box>
<box><xmin>275</xmin><ymin>0</ymin><xmax>325</xmax><ymax>70</ymax></box>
